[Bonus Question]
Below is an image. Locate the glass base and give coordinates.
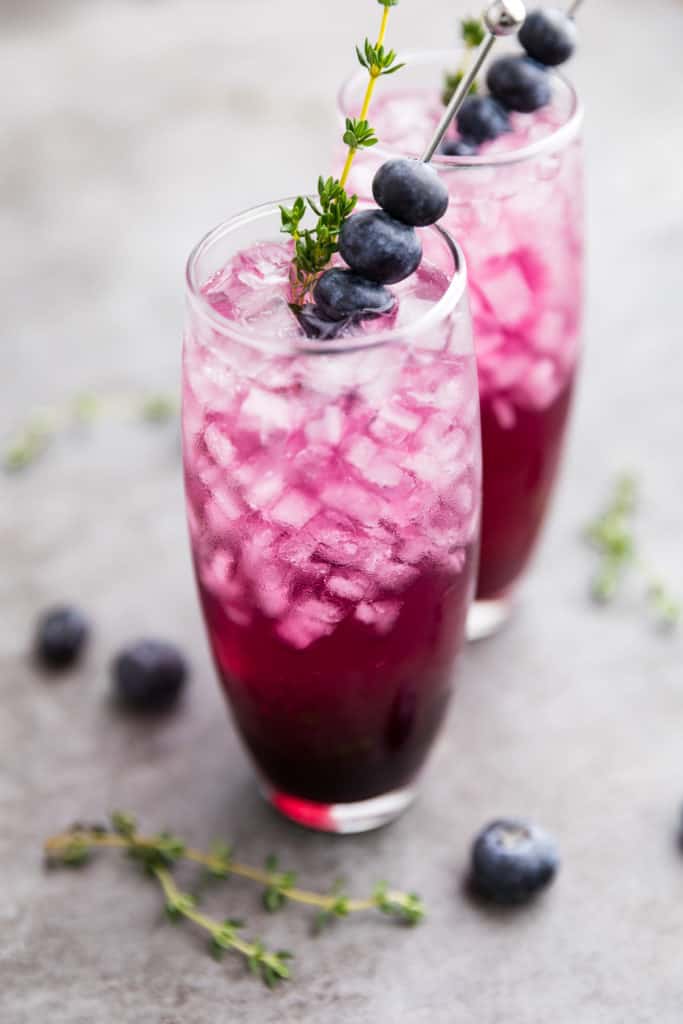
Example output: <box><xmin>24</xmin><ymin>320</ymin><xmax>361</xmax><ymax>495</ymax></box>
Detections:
<box><xmin>466</xmin><ymin>593</ymin><xmax>515</xmax><ymax>641</ymax></box>
<box><xmin>261</xmin><ymin>783</ymin><xmax>417</xmax><ymax>834</ymax></box>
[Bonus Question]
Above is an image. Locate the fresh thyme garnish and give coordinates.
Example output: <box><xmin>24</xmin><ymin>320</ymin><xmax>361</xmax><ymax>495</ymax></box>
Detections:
<box><xmin>3</xmin><ymin>390</ymin><xmax>178</xmax><ymax>473</ymax></box>
<box><xmin>44</xmin><ymin>811</ymin><xmax>425</xmax><ymax>988</ymax></box>
<box><xmin>280</xmin><ymin>0</ymin><xmax>404</xmax><ymax>307</ymax></box>
<box><xmin>442</xmin><ymin>16</ymin><xmax>486</xmax><ymax>106</ymax></box>
<box><xmin>585</xmin><ymin>474</ymin><xmax>680</xmax><ymax>630</ymax></box>
<box><xmin>280</xmin><ymin>180</ymin><xmax>358</xmax><ymax>307</ymax></box>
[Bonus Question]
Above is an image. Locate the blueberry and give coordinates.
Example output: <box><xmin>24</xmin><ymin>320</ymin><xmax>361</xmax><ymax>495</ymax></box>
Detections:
<box><xmin>339</xmin><ymin>210</ymin><xmax>422</xmax><ymax>285</ymax></box>
<box><xmin>439</xmin><ymin>137</ymin><xmax>479</xmax><ymax>157</ymax></box>
<box><xmin>296</xmin><ymin>304</ymin><xmax>350</xmax><ymax>341</ymax></box>
<box><xmin>470</xmin><ymin>818</ymin><xmax>559</xmax><ymax>904</ymax></box>
<box><xmin>35</xmin><ymin>605</ymin><xmax>90</xmax><ymax>670</ymax></box>
<box><xmin>519</xmin><ymin>7</ymin><xmax>577</xmax><ymax>67</ymax></box>
<box><xmin>313</xmin><ymin>268</ymin><xmax>396</xmax><ymax>320</ymax></box>
<box><xmin>112</xmin><ymin>639</ymin><xmax>188</xmax><ymax>711</ymax></box>
<box><xmin>487</xmin><ymin>55</ymin><xmax>551</xmax><ymax>114</ymax></box>
<box><xmin>456</xmin><ymin>95</ymin><xmax>510</xmax><ymax>145</ymax></box>
<box><xmin>372</xmin><ymin>158</ymin><xmax>449</xmax><ymax>227</ymax></box>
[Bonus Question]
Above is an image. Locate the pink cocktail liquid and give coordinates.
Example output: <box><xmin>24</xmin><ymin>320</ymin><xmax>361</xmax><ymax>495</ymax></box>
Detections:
<box><xmin>341</xmin><ymin>76</ymin><xmax>583</xmax><ymax>607</ymax></box>
<box><xmin>183</xmin><ymin>233</ymin><xmax>480</xmax><ymax>815</ymax></box>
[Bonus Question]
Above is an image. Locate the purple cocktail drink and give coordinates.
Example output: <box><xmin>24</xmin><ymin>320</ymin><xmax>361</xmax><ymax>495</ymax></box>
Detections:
<box><xmin>339</xmin><ymin>52</ymin><xmax>583</xmax><ymax>636</ymax></box>
<box><xmin>183</xmin><ymin>202</ymin><xmax>481</xmax><ymax>832</ymax></box>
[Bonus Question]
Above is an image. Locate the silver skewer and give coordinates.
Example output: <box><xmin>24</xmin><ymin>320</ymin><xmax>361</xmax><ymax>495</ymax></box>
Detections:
<box><xmin>566</xmin><ymin>0</ymin><xmax>585</xmax><ymax>17</ymax></box>
<box><xmin>420</xmin><ymin>0</ymin><xmax>527</xmax><ymax>164</ymax></box>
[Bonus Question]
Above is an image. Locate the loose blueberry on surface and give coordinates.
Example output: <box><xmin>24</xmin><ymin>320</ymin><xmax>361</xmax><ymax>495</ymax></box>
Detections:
<box><xmin>487</xmin><ymin>55</ymin><xmax>552</xmax><ymax>114</ymax></box>
<box><xmin>372</xmin><ymin>158</ymin><xmax>449</xmax><ymax>227</ymax></box>
<box><xmin>35</xmin><ymin>605</ymin><xmax>90</xmax><ymax>670</ymax></box>
<box><xmin>313</xmin><ymin>268</ymin><xmax>396</xmax><ymax>321</ymax></box>
<box><xmin>519</xmin><ymin>7</ymin><xmax>577</xmax><ymax>67</ymax></box>
<box><xmin>339</xmin><ymin>210</ymin><xmax>422</xmax><ymax>285</ymax></box>
<box><xmin>112</xmin><ymin>639</ymin><xmax>188</xmax><ymax>711</ymax></box>
<box><xmin>456</xmin><ymin>95</ymin><xmax>510</xmax><ymax>145</ymax></box>
<box><xmin>470</xmin><ymin>818</ymin><xmax>559</xmax><ymax>904</ymax></box>
<box><xmin>439</xmin><ymin>137</ymin><xmax>479</xmax><ymax>157</ymax></box>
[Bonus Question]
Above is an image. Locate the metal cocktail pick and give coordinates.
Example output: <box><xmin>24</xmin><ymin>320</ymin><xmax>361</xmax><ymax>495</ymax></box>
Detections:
<box><xmin>420</xmin><ymin>0</ymin><xmax>527</xmax><ymax>163</ymax></box>
<box><xmin>566</xmin><ymin>0</ymin><xmax>585</xmax><ymax>17</ymax></box>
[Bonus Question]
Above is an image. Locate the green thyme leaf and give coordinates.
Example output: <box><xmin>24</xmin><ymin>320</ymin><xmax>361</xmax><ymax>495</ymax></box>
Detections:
<box><xmin>461</xmin><ymin>16</ymin><xmax>485</xmax><ymax>47</ymax></box>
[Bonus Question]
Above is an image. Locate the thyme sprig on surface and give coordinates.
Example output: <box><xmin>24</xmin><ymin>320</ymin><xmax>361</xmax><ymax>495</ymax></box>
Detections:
<box><xmin>280</xmin><ymin>0</ymin><xmax>403</xmax><ymax>305</ymax></box>
<box><xmin>3</xmin><ymin>390</ymin><xmax>178</xmax><ymax>473</ymax></box>
<box><xmin>585</xmin><ymin>475</ymin><xmax>680</xmax><ymax>630</ymax></box>
<box><xmin>44</xmin><ymin>812</ymin><xmax>425</xmax><ymax>987</ymax></box>
<box><xmin>442</xmin><ymin>16</ymin><xmax>485</xmax><ymax>106</ymax></box>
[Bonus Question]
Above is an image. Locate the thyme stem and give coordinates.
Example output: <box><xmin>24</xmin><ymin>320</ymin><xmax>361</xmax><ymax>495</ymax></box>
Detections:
<box><xmin>44</xmin><ymin>828</ymin><xmax>422</xmax><ymax>919</ymax></box>
<box><xmin>339</xmin><ymin>3</ymin><xmax>391</xmax><ymax>189</ymax></box>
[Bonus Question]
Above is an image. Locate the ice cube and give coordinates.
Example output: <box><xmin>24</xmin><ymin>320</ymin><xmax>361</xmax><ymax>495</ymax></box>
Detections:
<box><xmin>363</xmin><ymin>456</ymin><xmax>404</xmax><ymax>489</ymax></box>
<box><xmin>453</xmin><ymin>482</ymin><xmax>474</xmax><ymax>516</ymax></box>
<box><xmin>203</xmin><ymin>422</ymin><xmax>236</xmax><ymax>467</ymax></box>
<box><xmin>278</xmin><ymin>529</ymin><xmax>319</xmax><ymax>569</ymax></box>
<box><xmin>375</xmin><ymin>560</ymin><xmax>419</xmax><ymax>592</ymax></box>
<box><xmin>244</xmin><ymin>470</ymin><xmax>285</xmax><ymax>510</ymax></box>
<box><xmin>327</xmin><ymin>571</ymin><xmax>370</xmax><ymax>603</ymax></box>
<box><xmin>225</xmin><ymin>604</ymin><xmax>252</xmax><ymax>628</ymax></box>
<box><xmin>321</xmin><ymin>482</ymin><xmax>383</xmax><ymax>522</ymax></box>
<box><xmin>276</xmin><ymin>597</ymin><xmax>345</xmax><ymax>650</ymax></box>
<box><xmin>432</xmin><ymin>374</ymin><xmax>467</xmax><ymax>413</ymax></box>
<box><xmin>397</xmin><ymin>536</ymin><xmax>426</xmax><ymax>565</ymax></box>
<box><xmin>526</xmin><ymin>358</ymin><xmax>560</xmax><ymax>408</ymax></box>
<box><xmin>401</xmin><ymin>450</ymin><xmax>441</xmax><ymax>486</ymax></box>
<box><xmin>345</xmin><ymin>436</ymin><xmax>378</xmax><ymax>473</ymax></box>
<box><xmin>369</xmin><ymin>402</ymin><xmax>422</xmax><ymax>443</ymax></box>
<box><xmin>529</xmin><ymin>310</ymin><xmax>566</xmax><ymax>355</ymax></box>
<box><xmin>446</xmin><ymin>548</ymin><xmax>467</xmax><ymax>575</ymax></box>
<box><xmin>355</xmin><ymin>600</ymin><xmax>401</xmax><ymax>635</ymax></box>
<box><xmin>241</xmin><ymin>524</ymin><xmax>280</xmax><ymax>576</ymax></box>
<box><xmin>271</xmin><ymin>489</ymin><xmax>320</xmax><ymax>529</ymax></box>
<box><xmin>313</xmin><ymin>521</ymin><xmax>364</xmax><ymax>567</ymax></box>
<box><xmin>292</xmin><ymin>444</ymin><xmax>336</xmax><ymax>489</ymax></box>
<box><xmin>305</xmin><ymin>405</ymin><xmax>344</xmax><ymax>446</ymax></box>
<box><xmin>490</xmin><ymin>397</ymin><xmax>517</xmax><ymax>430</ymax></box>
<box><xmin>240</xmin><ymin>387</ymin><xmax>296</xmax><ymax>436</ymax></box>
<box><xmin>200</xmin><ymin>549</ymin><xmax>242</xmax><ymax>599</ymax></box>
<box><xmin>345</xmin><ymin>436</ymin><xmax>404</xmax><ymax>488</ymax></box>
<box><xmin>480</xmin><ymin>255</ymin><xmax>536</xmax><ymax>331</ymax></box>
<box><xmin>255</xmin><ymin>563</ymin><xmax>291</xmax><ymax>618</ymax></box>
<box><xmin>205</xmin><ymin>488</ymin><xmax>244</xmax><ymax>533</ymax></box>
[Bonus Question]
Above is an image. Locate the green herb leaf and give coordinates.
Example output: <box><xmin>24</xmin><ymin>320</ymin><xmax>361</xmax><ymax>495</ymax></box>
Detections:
<box><xmin>343</xmin><ymin>117</ymin><xmax>378</xmax><ymax>149</ymax></box>
<box><xmin>111</xmin><ymin>810</ymin><xmax>137</xmax><ymax>839</ymax></box>
<box><xmin>461</xmin><ymin>16</ymin><xmax>485</xmax><ymax>48</ymax></box>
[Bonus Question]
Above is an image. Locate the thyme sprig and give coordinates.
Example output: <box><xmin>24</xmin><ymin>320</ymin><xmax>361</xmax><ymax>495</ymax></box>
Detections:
<box><xmin>3</xmin><ymin>390</ymin><xmax>178</xmax><ymax>473</ymax></box>
<box><xmin>280</xmin><ymin>0</ymin><xmax>403</xmax><ymax>305</ymax></box>
<box><xmin>585</xmin><ymin>475</ymin><xmax>680</xmax><ymax>629</ymax></box>
<box><xmin>156</xmin><ymin>866</ymin><xmax>293</xmax><ymax>988</ymax></box>
<box><xmin>280</xmin><ymin>179</ymin><xmax>357</xmax><ymax>306</ymax></box>
<box><xmin>44</xmin><ymin>812</ymin><xmax>425</xmax><ymax>987</ymax></box>
<box><xmin>442</xmin><ymin>16</ymin><xmax>485</xmax><ymax>106</ymax></box>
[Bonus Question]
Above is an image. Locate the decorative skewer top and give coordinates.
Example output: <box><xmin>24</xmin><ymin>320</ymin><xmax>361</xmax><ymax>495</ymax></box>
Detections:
<box><xmin>484</xmin><ymin>0</ymin><xmax>528</xmax><ymax>36</ymax></box>
<box><xmin>420</xmin><ymin>0</ymin><xmax>527</xmax><ymax>163</ymax></box>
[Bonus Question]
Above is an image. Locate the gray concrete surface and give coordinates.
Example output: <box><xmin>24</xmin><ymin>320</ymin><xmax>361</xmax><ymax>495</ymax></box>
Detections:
<box><xmin>2</xmin><ymin>1</ymin><xmax>683</xmax><ymax>1020</ymax></box>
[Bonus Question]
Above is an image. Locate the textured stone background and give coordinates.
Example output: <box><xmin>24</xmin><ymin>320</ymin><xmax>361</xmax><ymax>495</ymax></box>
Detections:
<box><xmin>1</xmin><ymin>1</ymin><xmax>683</xmax><ymax>1021</ymax></box>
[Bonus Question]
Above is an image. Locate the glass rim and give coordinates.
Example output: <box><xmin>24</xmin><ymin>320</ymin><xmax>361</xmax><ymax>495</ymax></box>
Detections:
<box><xmin>185</xmin><ymin>196</ymin><xmax>469</xmax><ymax>355</ymax></box>
<box><xmin>337</xmin><ymin>48</ymin><xmax>584</xmax><ymax>169</ymax></box>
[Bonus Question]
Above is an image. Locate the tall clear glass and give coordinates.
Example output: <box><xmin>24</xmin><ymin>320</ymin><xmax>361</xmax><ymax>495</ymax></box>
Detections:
<box><xmin>182</xmin><ymin>199</ymin><xmax>481</xmax><ymax>832</ymax></box>
<box><xmin>339</xmin><ymin>51</ymin><xmax>584</xmax><ymax>639</ymax></box>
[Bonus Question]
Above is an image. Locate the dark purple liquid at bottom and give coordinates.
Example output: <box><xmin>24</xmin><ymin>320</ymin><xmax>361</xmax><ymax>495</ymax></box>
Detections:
<box><xmin>476</xmin><ymin>376</ymin><xmax>576</xmax><ymax>601</ymax></box>
<box><xmin>198</xmin><ymin>550</ymin><xmax>476</xmax><ymax>805</ymax></box>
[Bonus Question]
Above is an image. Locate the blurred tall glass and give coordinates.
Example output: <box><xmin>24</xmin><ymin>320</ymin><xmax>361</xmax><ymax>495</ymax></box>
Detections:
<box><xmin>339</xmin><ymin>51</ymin><xmax>584</xmax><ymax>638</ymax></box>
